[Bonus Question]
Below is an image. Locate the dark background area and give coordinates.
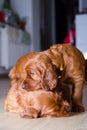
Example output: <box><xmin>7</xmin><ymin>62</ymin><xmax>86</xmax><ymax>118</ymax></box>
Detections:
<box><xmin>40</xmin><ymin>0</ymin><xmax>78</xmax><ymax>50</ymax></box>
<box><xmin>55</xmin><ymin>0</ymin><xmax>78</xmax><ymax>43</ymax></box>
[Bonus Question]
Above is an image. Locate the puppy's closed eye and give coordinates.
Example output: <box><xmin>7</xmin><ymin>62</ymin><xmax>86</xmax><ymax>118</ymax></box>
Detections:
<box><xmin>22</xmin><ymin>84</ymin><xmax>27</xmax><ymax>89</ymax></box>
<box><xmin>29</xmin><ymin>72</ymin><xmax>35</xmax><ymax>77</ymax></box>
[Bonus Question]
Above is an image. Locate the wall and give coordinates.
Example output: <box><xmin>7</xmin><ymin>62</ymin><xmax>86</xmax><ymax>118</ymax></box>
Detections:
<box><xmin>10</xmin><ymin>0</ymin><xmax>41</xmax><ymax>52</ymax></box>
<box><xmin>79</xmin><ymin>0</ymin><xmax>87</xmax><ymax>12</ymax></box>
<box><xmin>0</xmin><ymin>0</ymin><xmax>4</xmax><ymax>10</ymax></box>
<box><xmin>76</xmin><ymin>14</ymin><xmax>87</xmax><ymax>59</ymax></box>
<box><xmin>39</xmin><ymin>0</ymin><xmax>55</xmax><ymax>50</ymax></box>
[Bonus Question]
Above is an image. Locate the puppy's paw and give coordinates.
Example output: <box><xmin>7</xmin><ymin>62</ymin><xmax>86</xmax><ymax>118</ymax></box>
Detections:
<box><xmin>20</xmin><ymin>108</ymin><xmax>39</xmax><ymax>118</ymax></box>
<box><xmin>72</xmin><ymin>102</ymin><xmax>85</xmax><ymax>112</ymax></box>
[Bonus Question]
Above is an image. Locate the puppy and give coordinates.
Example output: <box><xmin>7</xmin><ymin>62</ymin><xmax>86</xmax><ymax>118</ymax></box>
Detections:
<box><xmin>44</xmin><ymin>44</ymin><xmax>86</xmax><ymax>112</ymax></box>
<box><xmin>5</xmin><ymin>82</ymin><xmax>71</xmax><ymax>118</ymax></box>
<box><xmin>9</xmin><ymin>44</ymin><xmax>86</xmax><ymax>112</ymax></box>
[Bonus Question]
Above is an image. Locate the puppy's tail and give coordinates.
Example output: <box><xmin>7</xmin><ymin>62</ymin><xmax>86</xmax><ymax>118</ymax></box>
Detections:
<box><xmin>85</xmin><ymin>59</ymin><xmax>87</xmax><ymax>80</ymax></box>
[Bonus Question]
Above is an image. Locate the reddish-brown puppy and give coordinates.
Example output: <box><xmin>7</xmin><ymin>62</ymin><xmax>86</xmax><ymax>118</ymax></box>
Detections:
<box><xmin>8</xmin><ymin>44</ymin><xmax>86</xmax><ymax>112</ymax></box>
<box><xmin>44</xmin><ymin>44</ymin><xmax>86</xmax><ymax>112</ymax></box>
<box><xmin>5</xmin><ymin>82</ymin><xmax>71</xmax><ymax>118</ymax></box>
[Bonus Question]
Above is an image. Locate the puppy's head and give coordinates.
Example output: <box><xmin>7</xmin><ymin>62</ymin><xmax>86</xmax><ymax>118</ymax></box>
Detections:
<box><xmin>9</xmin><ymin>52</ymin><xmax>58</xmax><ymax>91</ymax></box>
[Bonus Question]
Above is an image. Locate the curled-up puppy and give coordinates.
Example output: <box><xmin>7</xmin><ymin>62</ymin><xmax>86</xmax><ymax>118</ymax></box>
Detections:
<box><xmin>5</xmin><ymin>82</ymin><xmax>71</xmax><ymax>118</ymax></box>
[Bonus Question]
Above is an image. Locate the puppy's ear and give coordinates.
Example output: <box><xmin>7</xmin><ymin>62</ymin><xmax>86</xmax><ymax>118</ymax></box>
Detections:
<box><xmin>43</xmin><ymin>65</ymin><xmax>58</xmax><ymax>90</ymax></box>
<box><xmin>9</xmin><ymin>67</ymin><xmax>16</xmax><ymax>79</ymax></box>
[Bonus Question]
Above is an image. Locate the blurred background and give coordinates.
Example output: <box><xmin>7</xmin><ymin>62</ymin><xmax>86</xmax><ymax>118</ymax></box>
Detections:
<box><xmin>0</xmin><ymin>0</ymin><xmax>87</xmax><ymax>76</ymax></box>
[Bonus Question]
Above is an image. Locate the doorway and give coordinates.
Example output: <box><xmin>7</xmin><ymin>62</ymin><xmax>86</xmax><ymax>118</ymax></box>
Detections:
<box><xmin>40</xmin><ymin>0</ymin><xmax>78</xmax><ymax>50</ymax></box>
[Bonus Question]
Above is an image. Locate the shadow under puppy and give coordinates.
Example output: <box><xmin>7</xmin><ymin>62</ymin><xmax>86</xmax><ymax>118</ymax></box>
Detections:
<box><xmin>5</xmin><ymin>81</ymin><xmax>71</xmax><ymax>118</ymax></box>
<box><xmin>7</xmin><ymin>44</ymin><xmax>86</xmax><ymax>112</ymax></box>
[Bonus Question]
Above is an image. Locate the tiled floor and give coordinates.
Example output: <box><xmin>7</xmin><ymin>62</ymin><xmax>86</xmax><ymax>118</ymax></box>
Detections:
<box><xmin>0</xmin><ymin>78</ymin><xmax>87</xmax><ymax>130</ymax></box>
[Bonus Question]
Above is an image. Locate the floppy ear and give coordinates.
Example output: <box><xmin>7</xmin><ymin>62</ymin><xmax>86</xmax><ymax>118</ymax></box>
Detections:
<box><xmin>45</xmin><ymin>47</ymin><xmax>64</xmax><ymax>70</ymax></box>
<box><xmin>9</xmin><ymin>67</ymin><xmax>16</xmax><ymax>79</ymax></box>
<box><xmin>43</xmin><ymin>64</ymin><xmax>58</xmax><ymax>90</ymax></box>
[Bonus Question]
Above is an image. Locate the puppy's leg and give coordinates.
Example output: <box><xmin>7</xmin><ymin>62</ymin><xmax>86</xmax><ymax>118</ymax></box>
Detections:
<box><xmin>42</xmin><ymin>111</ymin><xmax>70</xmax><ymax>117</ymax></box>
<box><xmin>20</xmin><ymin>107</ymin><xmax>39</xmax><ymax>118</ymax></box>
<box><xmin>42</xmin><ymin>110</ymin><xmax>70</xmax><ymax>117</ymax></box>
<box><xmin>72</xmin><ymin>79</ymin><xmax>85</xmax><ymax>112</ymax></box>
<box><xmin>42</xmin><ymin>112</ymin><xmax>60</xmax><ymax>117</ymax></box>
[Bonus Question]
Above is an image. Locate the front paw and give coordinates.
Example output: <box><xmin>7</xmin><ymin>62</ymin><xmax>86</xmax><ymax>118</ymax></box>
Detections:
<box><xmin>72</xmin><ymin>102</ymin><xmax>85</xmax><ymax>112</ymax></box>
<box><xmin>20</xmin><ymin>108</ymin><xmax>39</xmax><ymax>118</ymax></box>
